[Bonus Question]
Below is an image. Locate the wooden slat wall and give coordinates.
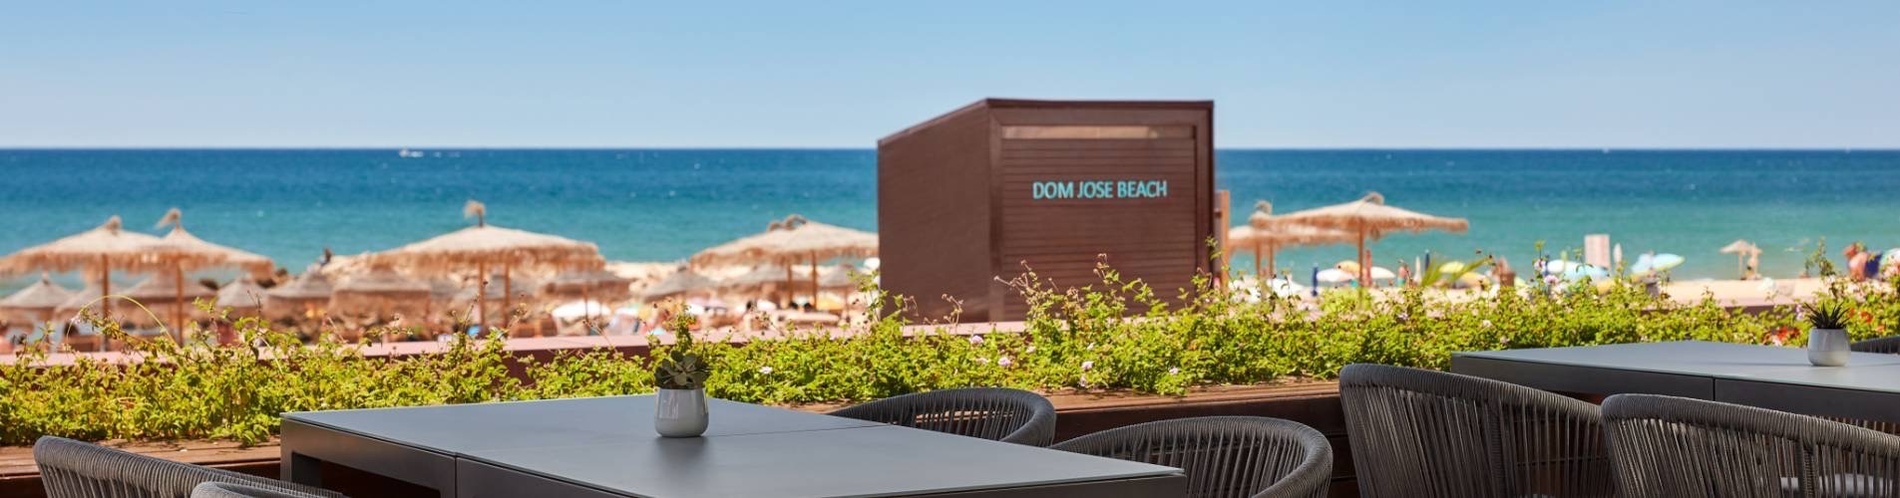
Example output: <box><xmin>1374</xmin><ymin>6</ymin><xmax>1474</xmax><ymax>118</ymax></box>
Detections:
<box><xmin>996</xmin><ymin>137</ymin><xmax>1203</xmax><ymax>317</ymax></box>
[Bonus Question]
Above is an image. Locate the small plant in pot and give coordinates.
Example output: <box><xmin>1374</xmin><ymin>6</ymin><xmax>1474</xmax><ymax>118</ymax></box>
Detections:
<box><xmin>1806</xmin><ymin>301</ymin><xmax>1851</xmax><ymax>367</ymax></box>
<box><xmin>653</xmin><ymin>307</ymin><xmax>711</xmax><ymax>437</ymax></box>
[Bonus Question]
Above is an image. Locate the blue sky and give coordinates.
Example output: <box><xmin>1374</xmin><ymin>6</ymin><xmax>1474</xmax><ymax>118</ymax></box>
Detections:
<box><xmin>3</xmin><ymin>2</ymin><xmax>1896</xmax><ymax>148</ymax></box>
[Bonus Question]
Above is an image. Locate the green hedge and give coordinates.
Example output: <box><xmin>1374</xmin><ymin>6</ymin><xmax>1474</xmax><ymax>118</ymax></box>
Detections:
<box><xmin>4</xmin><ymin>266</ymin><xmax>1894</xmax><ymax>446</ymax></box>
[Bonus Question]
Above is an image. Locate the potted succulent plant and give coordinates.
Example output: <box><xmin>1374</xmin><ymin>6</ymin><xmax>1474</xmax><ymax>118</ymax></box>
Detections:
<box><xmin>653</xmin><ymin>307</ymin><xmax>711</xmax><ymax>437</ymax></box>
<box><xmin>1806</xmin><ymin>301</ymin><xmax>1851</xmax><ymax>367</ymax></box>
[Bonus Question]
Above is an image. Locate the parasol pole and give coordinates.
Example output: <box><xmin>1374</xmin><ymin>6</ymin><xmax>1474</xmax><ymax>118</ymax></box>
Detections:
<box><xmin>99</xmin><ymin>256</ymin><xmax>111</xmax><ymax>352</ymax></box>
<box><xmin>1266</xmin><ymin>242</ymin><xmax>1277</xmax><ymax>280</ymax></box>
<box><xmin>476</xmin><ymin>262</ymin><xmax>488</xmax><ymax>334</ymax></box>
<box><xmin>173</xmin><ymin>265</ymin><xmax>186</xmax><ymax>343</ymax></box>
<box><xmin>1357</xmin><ymin>224</ymin><xmax>1371</xmax><ymax>286</ymax></box>
<box><xmin>1253</xmin><ymin>240</ymin><xmax>1263</xmax><ymax>279</ymax></box>
<box><xmin>784</xmin><ymin>265</ymin><xmax>794</xmax><ymax>308</ymax></box>
<box><xmin>809</xmin><ymin>251</ymin><xmax>820</xmax><ymax>307</ymax></box>
<box><xmin>502</xmin><ymin>265</ymin><xmax>513</xmax><ymax>332</ymax></box>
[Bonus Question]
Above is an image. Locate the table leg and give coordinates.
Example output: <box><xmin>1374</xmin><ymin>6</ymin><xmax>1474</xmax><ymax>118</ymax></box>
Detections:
<box><xmin>283</xmin><ymin>451</ymin><xmax>324</xmax><ymax>487</ymax></box>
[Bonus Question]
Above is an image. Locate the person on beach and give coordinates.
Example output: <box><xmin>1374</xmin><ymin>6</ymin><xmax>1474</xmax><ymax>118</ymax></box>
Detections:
<box><xmin>1396</xmin><ymin>260</ymin><xmax>1412</xmax><ymax>286</ymax></box>
<box><xmin>1847</xmin><ymin>243</ymin><xmax>1872</xmax><ymax>281</ymax></box>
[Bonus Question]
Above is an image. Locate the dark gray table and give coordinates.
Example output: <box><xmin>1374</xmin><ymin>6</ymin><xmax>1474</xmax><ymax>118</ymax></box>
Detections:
<box><xmin>282</xmin><ymin>395</ymin><xmax>1185</xmax><ymax>498</ymax></box>
<box><xmin>1451</xmin><ymin>340</ymin><xmax>1900</xmax><ymax>423</ymax></box>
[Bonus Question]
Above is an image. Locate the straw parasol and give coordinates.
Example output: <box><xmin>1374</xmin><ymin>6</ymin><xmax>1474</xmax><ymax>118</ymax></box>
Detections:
<box><xmin>642</xmin><ymin>267</ymin><xmax>719</xmax><ymax>301</ymax></box>
<box><xmin>0</xmin><ymin>216</ymin><xmax>165</xmax><ymax>332</ymax></box>
<box><xmin>818</xmin><ymin>265</ymin><xmax>859</xmax><ymax>291</ymax></box>
<box><xmin>330</xmin><ymin>264</ymin><xmax>432</xmax><ymax>320</ymax></box>
<box><xmin>543</xmin><ymin>269</ymin><xmax>633</xmax><ymax>317</ymax></box>
<box><xmin>367</xmin><ymin>201</ymin><xmax>604</xmax><ymax>332</ymax></box>
<box><xmin>1261</xmin><ymin>192</ymin><xmax>1469</xmax><ymax>284</ymax></box>
<box><xmin>1720</xmin><ymin>239</ymin><xmax>1762</xmax><ymax>278</ymax></box>
<box><xmin>0</xmin><ymin>274</ymin><xmax>74</xmax><ymax>327</ymax></box>
<box><xmin>215</xmin><ymin>275</ymin><xmax>267</xmax><ymax>314</ymax></box>
<box><xmin>690</xmin><ymin>214</ymin><xmax>876</xmax><ymax>303</ymax></box>
<box><xmin>119</xmin><ymin>273</ymin><xmax>216</xmax><ymax>327</ymax></box>
<box><xmin>722</xmin><ymin>265</ymin><xmax>797</xmax><ymax>295</ymax></box>
<box><xmin>140</xmin><ymin>209</ymin><xmax>274</xmax><ymax>338</ymax></box>
<box><xmin>265</xmin><ymin>266</ymin><xmax>334</xmax><ymax>319</ymax></box>
<box><xmin>1231</xmin><ymin>201</ymin><xmax>1357</xmax><ymax>278</ymax></box>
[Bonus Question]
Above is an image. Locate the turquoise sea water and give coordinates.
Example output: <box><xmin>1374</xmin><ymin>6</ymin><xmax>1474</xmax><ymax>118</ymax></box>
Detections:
<box><xmin>2</xmin><ymin>149</ymin><xmax>1897</xmax><ymax>291</ymax></box>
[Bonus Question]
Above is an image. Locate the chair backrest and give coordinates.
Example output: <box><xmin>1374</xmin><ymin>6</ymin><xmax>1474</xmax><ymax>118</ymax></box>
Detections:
<box><xmin>1052</xmin><ymin>416</ymin><xmax>1333</xmax><ymax>498</ymax></box>
<box><xmin>34</xmin><ymin>436</ymin><xmax>345</xmax><ymax>498</ymax></box>
<box><xmin>1339</xmin><ymin>363</ymin><xmax>1613</xmax><ymax>498</ymax></box>
<box><xmin>1603</xmin><ymin>394</ymin><xmax>1900</xmax><ymax>498</ymax></box>
<box><xmin>1851</xmin><ymin>336</ymin><xmax>1900</xmax><ymax>354</ymax></box>
<box><xmin>191</xmin><ymin>483</ymin><xmax>329</xmax><ymax>498</ymax></box>
<box><xmin>827</xmin><ymin>387</ymin><xmax>1057</xmax><ymax>446</ymax></box>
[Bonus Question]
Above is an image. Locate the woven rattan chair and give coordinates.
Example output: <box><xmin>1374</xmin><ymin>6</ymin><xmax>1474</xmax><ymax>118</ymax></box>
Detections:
<box><xmin>1603</xmin><ymin>394</ymin><xmax>1900</xmax><ymax>498</ymax></box>
<box><xmin>34</xmin><ymin>436</ymin><xmax>345</xmax><ymax>498</ymax></box>
<box><xmin>827</xmin><ymin>387</ymin><xmax>1057</xmax><ymax>446</ymax></box>
<box><xmin>1851</xmin><ymin>336</ymin><xmax>1900</xmax><ymax>354</ymax></box>
<box><xmin>1340</xmin><ymin>363</ymin><xmax>1613</xmax><ymax>498</ymax></box>
<box><xmin>1051</xmin><ymin>416</ymin><xmax>1333</xmax><ymax>498</ymax></box>
<box><xmin>191</xmin><ymin>482</ymin><xmax>331</xmax><ymax>498</ymax></box>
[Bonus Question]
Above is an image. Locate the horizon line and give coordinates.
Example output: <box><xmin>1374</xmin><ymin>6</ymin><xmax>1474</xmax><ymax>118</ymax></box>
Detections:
<box><xmin>2</xmin><ymin>146</ymin><xmax>1897</xmax><ymax>152</ymax></box>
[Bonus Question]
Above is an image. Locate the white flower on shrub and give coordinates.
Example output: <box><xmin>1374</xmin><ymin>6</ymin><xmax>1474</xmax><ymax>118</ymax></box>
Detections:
<box><xmin>997</xmin><ymin>356</ymin><xmax>1013</xmax><ymax>367</ymax></box>
<box><xmin>1481</xmin><ymin>319</ymin><xmax>1494</xmax><ymax>328</ymax></box>
<box><xmin>1168</xmin><ymin>367</ymin><xmax>1180</xmax><ymax>375</ymax></box>
<box><xmin>1025</xmin><ymin>346</ymin><xmax>1036</xmax><ymax>353</ymax></box>
<box><xmin>969</xmin><ymin>335</ymin><xmax>984</xmax><ymax>345</ymax></box>
<box><xmin>1080</xmin><ymin>360</ymin><xmax>1094</xmax><ymax>371</ymax></box>
<box><xmin>759</xmin><ymin>366</ymin><xmax>774</xmax><ymax>375</ymax></box>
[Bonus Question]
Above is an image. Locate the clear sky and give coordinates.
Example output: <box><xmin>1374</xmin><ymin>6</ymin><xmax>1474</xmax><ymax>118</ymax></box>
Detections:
<box><xmin>3</xmin><ymin>2</ymin><xmax>1896</xmax><ymax>148</ymax></box>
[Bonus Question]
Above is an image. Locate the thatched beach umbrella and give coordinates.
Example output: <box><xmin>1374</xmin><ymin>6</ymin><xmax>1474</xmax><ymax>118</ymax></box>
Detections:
<box><xmin>264</xmin><ymin>267</ymin><xmax>334</xmax><ymax>319</ymax></box>
<box><xmin>330</xmin><ymin>265</ymin><xmax>432</xmax><ymax>321</ymax></box>
<box><xmin>1720</xmin><ymin>239</ymin><xmax>1762</xmax><ymax>278</ymax></box>
<box><xmin>642</xmin><ymin>267</ymin><xmax>718</xmax><ymax>301</ymax></box>
<box><xmin>0</xmin><ymin>216</ymin><xmax>165</xmax><ymax>328</ymax></box>
<box><xmin>543</xmin><ymin>269</ymin><xmax>632</xmax><ymax>318</ymax></box>
<box><xmin>119</xmin><ymin>273</ymin><xmax>216</xmax><ymax>328</ymax></box>
<box><xmin>452</xmin><ymin>273</ymin><xmax>538</xmax><ymax>319</ymax></box>
<box><xmin>367</xmin><ymin>201</ymin><xmax>604</xmax><ymax>332</ymax></box>
<box><xmin>1262</xmin><ymin>192</ymin><xmax>1469</xmax><ymax>285</ymax></box>
<box><xmin>818</xmin><ymin>265</ymin><xmax>859</xmax><ymax>291</ymax></box>
<box><xmin>690</xmin><ymin>214</ymin><xmax>876</xmax><ymax>303</ymax></box>
<box><xmin>722</xmin><ymin>265</ymin><xmax>795</xmax><ymax>295</ymax></box>
<box><xmin>0</xmin><ymin>274</ymin><xmax>73</xmax><ymax>330</ymax></box>
<box><xmin>215</xmin><ymin>275</ymin><xmax>267</xmax><ymax>316</ymax></box>
<box><xmin>141</xmin><ymin>209</ymin><xmax>274</xmax><ymax>338</ymax></box>
<box><xmin>1231</xmin><ymin>201</ymin><xmax>1357</xmax><ymax>278</ymax></box>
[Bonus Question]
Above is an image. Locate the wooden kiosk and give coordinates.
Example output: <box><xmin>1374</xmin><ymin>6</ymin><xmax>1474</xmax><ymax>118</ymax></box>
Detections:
<box><xmin>877</xmin><ymin>99</ymin><xmax>1216</xmax><ymax>322</ymax></box>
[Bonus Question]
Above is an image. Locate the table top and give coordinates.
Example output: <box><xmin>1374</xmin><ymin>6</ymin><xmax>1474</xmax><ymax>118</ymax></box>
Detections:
<box><xmin>1455</xmin><ymin>340</ymin><xmax>1900</xmax><ymax>380</ymax></box>
<box><xmin>286</xmin><ymin>395</ymin><xmax>1179</xmax><ymax>498</ymax></box>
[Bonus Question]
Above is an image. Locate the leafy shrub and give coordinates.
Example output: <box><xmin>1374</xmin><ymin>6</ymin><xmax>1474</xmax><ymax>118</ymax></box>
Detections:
<box><xmin>7</xmin><ymin>263</ymin><xmax>1883</xmax><ymax>446</ymax></box>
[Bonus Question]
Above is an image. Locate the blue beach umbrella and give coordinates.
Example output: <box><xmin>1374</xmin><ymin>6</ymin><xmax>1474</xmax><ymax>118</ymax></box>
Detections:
<box><xmin>1562</xmin><ymin>265</ymin><xmax>1611</xmax><ymax>282</ymax></box>
<box><xmin>1631</xmin><ymin>253</ymin><xmax>1685</xmax><ymax>276</ymax></box>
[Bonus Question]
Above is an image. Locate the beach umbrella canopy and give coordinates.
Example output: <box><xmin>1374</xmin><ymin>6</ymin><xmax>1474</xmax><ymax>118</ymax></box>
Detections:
<box><xmin>1262</xmin><ymin>192</ymin><xmax>1469</xmax><ymax>284</ymax></box>
<box><xmin>818</xmin><ymin>265</ymin><xmax>859</xmax><ymax>290</ymax></box>
<box><xmin>54</xmin><ymin>285</ymin><xmax>111</xmax><ymax>323</ymax></box>
<box><xmin>264</xmin><ymin>266</ymin><xmax>334</xmax><ymax>319</ymax></box>
<box><xmin>138</xmin><ymin>209</ymin><xmax>275</xmax><ymax>336</ymax></box>
<box><xmin>690</xmin><ymin>214</ymin><xmax>876</xmax><ymax>302</ymax></box>
<box><xmin>331</xmin><ymin>265</ymin><xmax>432</xmax><ymax>319</ymax></box>
<box><xmin>215</xmin><ymin>275</ymin><xmax>267</xmax><ymax>311</ymax></box>
<box><xmin>1630</xmin><ymin>253</ymin><xmax>1687</xmax><ymax>276</ymax></box>
<box><xmin>1720</xmin><ymin>239</ymin><xmax>1761</xmax><ymax>278</ymax></box>
<box><xmin>0</xmin><ymin>216</ymin><xmax>165</xmax><ymax>340</ymax></box>
<box><xmin>544</xmin><ymin>269</ymin><xmax>633</xmax><ymax>300</ymax></box>
<box><xmin>453</xmin><ymin>273</ymin><xmax>538</xmax><ymax>304</ymax></box>
<box><xmin>117</xmin><ymin>273</ymin><xmax>216</xmax><ymax>327</ymax></box>
<box><xmin>1369</xmin><ymin>267</ymin><xmax>1397</xmax><ymax>281</ymax></box>
<box><xmin>0</xmin><ymin>274</ymin><xmax>74</xmax><ymax>322</ymax></box>
<box><xmin>1230</xmin><ymin>201</ymin><xmax>1357</xmax><ymax>278</ymax></box>
<box><xmin>1316</xmin><ymin>268</ymin><xmax>1353</xmax><ymax>285</ymax></box>
<box><xmin>367</xmin><ymin>201</ymin><xmax>604</xmax><ymax>331</ymax></box>
<box><xmin>642</xmin><ymin>267</ymin><xmax>719</xmax><ymax>300</ymax></box>
<box><xmin>721</xmin><ymin>265</ymin><xmax>797</xmax><ymax>294</ymax></box>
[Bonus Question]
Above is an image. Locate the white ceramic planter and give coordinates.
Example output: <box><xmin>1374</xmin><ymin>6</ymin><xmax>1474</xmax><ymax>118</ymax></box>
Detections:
<box><xmin>654</xmin><ymin>388</ymin><xmax>709</xmax><ymax>437</ymax></box>
<box><xmin>1808</xmin><ymin>328</ymin><xmax>1850</xmax><ymax>367</ymax></box>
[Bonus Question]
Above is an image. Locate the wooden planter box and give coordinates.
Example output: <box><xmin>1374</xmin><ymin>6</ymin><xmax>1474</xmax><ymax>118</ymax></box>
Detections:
<box><xmin>877</xmin><ymin>99</ymin><xmax>1217</xmax><ymax>322</ymax></box>
<box><xmin>1</xmin><ymin>382</ymin><xmax>1356</xmax><ymax>498</ymax></box>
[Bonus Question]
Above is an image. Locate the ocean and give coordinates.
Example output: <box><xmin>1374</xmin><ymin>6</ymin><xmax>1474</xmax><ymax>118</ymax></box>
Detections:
<box><xmin>2</xmin><ymin>149</ymin><xmax>1897</xmax><ymax>292</ymax></box>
